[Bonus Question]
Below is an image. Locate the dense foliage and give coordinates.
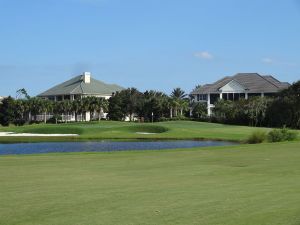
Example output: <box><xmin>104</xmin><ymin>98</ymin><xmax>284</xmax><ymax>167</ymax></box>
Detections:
<box><xmin>211</xmin><ymin>81</ymin><xmax>300</xmax><ymax>129</ymax></box>
<box><xmin>0</xmin><ymin>87</ymin><xmax>190</xmax><ymax>126</ymax></box>
<box><xmin>108</xmin><ymin>88</ymin><xmax>189</xmax><ymax>122</ymax></box>
<box><xmin>246</xmin><ymin>127</ymin><xmax>298</xmax><ymax>144</ymax></box>
<box><xmin>0</xmin><ymin>96</ymin><xmax>109</xmax><ymax>126</ymax></box>
<box><xmin>0</xmin><ymin>81</ymin><xmax>299</xmax><ymax>128</ymax></box>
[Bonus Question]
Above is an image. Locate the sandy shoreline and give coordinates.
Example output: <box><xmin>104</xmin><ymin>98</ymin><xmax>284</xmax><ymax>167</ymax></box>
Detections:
<box><xmin>0</xmin><ymin>132</ymin><xmax>78</xmax><ymax>137</ymax></box>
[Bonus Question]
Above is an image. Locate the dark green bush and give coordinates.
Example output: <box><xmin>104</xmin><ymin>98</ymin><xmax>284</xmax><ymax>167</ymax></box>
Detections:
<box><xmin>126</xmin><ymin>125</ymin><xmax>168</xmax><ymax>133</ymax></box>
<box><xmin>157</xmin><ymin>115</ymin><xmax>190</xmax><ymax>122</ymax></box>
<box><xmin>246</xmin><ymin>131</ymin><xmax>267</xmax><ymax>144</ymax></box>
<box><xmin>47</xmin><ymin>115</ymin><xmax>62</xmax><ymax>124</ymax></box>
<box><xmin>13</xmin><ymin>119</ymin><xmax>26</xmax><ymax>126</ymax></box>
<box><xmin>267</xmin><ymin>128</ymin><xmax>298</xmax><ymax>142</ymax></box>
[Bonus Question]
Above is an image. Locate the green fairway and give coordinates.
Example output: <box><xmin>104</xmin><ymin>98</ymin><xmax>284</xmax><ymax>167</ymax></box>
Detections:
<box><xmin>0</xmin><ymin>121</ymin><xmax>277</xmax><ymax>143</ymax></box>
<box><xmin>1</xmin><ymin>142</ymin><xmax>300</xmax><ymax>225</ymax></box>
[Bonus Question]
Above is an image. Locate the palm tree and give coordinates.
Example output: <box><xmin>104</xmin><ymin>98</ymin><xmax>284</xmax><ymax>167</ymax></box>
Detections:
<box><xmin>28</xmin><ymin>97</ymin><xmax>45</xmax><ymax>121</ymax></box>
<box><xmin>82</xmin><ymin>97</ymin><xmax>91</xmax><ymax>121</ymax></box>
<box><xmin>16</xmin><ymin>88</ymin><xmax>30</xmax><ymax>100</ymax></box>
<box><xmin>41</xmin><ymin>100</ymin><xmax>53</xmax><ymax>123</ymax></box>
<box><xmin>62</xmin><ymin>100</ymin><xmax>72</xmax><ymax>122</ymax></box>
<box><xmin>171</xmin><ymin>87</ymin><xmax>187</xmax><ymax>99</ymax></box>
<box><xmin>72</xmin><ymin>99</ymin><xmax>82</xmax><ymax>122</ymax></box>
<box><xmin>86</xmin><ymin>97</ymin><xmax>96</xmax><ymax>120</ymax></box>
<box><xmin>170</xmin><ymin>88</ymin><xmax>187</xmax><ymax>117</ymax></box>
<box><xmin>97</xmin><ymin>98</ymin><xmax>109</xmax><ymax>121</ymax></box>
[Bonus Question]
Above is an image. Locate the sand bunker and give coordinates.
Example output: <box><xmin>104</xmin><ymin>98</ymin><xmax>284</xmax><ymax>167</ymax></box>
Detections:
<box><xmin>0</xmin><ymin>132</ymin><xmax>78</xmax><ymax>137</ymax></box>
<box><xmin>135</xmin><ymin>132</ymin><xmax>157</xmax><ymax>135</ymax></box>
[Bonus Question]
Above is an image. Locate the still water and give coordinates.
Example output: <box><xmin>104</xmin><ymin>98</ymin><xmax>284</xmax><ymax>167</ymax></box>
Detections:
<box><xmin>0</xmin><ymin>140</ymin><xmax>235</xmax><ymax>155</ymax></box>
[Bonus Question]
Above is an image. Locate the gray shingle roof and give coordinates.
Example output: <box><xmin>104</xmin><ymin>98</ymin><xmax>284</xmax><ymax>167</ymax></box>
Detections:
<box><xmin>38</xmin><ymin>75</ymin><xmax>124</xmax><ymax>97</ymax></box>
<box><xmin>191</xmin><ymin>73</ymin><xmax>290</xmax><ymax>94</ymax></box>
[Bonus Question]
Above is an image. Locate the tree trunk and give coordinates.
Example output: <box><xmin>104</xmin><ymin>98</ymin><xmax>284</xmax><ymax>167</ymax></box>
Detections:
<box><xmin>170</xmin><ymin>107</ymin><xmax>173</xmax><ymax>118</ymax></box>
<box><xmin>44</xmin><ymin>112</ymin><xmax>47</xmax><ymax>124</ymax></box>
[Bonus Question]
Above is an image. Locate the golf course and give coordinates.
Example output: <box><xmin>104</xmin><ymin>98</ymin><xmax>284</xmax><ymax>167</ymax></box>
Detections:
<box><xmin>0</xmin><ymin>120</ymin><xmax>277</xmax><ymax>143</ymax></box>
<box><xmin>0</xmin><ymin>121</ymin><xmax>300</xmax><ymax>225</ymax></box>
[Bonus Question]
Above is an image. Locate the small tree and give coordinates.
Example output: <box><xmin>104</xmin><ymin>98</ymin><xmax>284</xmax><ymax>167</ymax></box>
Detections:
<box><xmin>107</xmin><ymin>92</ymin><xmax>124</xmax><ymax>121</ymax></box>
<box><xmin>246</xmin><ymin>97</ymin><xmax>271</xmax><ymax>127</ymax></box>
<box><xmin>192</xmin><ymin>102</ymin><xmax>207</xmax><ymax>119</ymax></box>
<box><xmin>0</xmin><ymin>97</ymin><xmax>15</xmax><ymax>126</ymax></box>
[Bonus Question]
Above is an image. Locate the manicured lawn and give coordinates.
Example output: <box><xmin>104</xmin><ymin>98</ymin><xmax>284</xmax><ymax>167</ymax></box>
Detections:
<box><xmin>1</xmin><ymin>142</ymin><xmax>300</xmax><ymax>225</ymax></box>
<box><xmin>0</xmin><ymin>121</ymin><xmax>276</xmax><ymax>142</ymax></box>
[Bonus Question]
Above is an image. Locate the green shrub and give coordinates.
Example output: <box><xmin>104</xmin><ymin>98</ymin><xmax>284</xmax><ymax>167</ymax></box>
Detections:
<box><xmin>46</xmin><ymin>115</ymin><xmax>62</xmax><ymax>124</ymax></box>
<box><xmin>13</xmin><ymin>119</ymin><xmax>26</xmax><ymax>126</ymax></box>
<box><xmin>157</xmin><ymin>116</ymin><xmax>190</xmax><ymax>122</ymax></box>
<box><xmin>170</xmin><ymin>115</ymin><xmax>190</xmax><ymax>121</ymax></box>
<box><xmin>126</xmin><ymin>125</ymin><xmax>168</xmax><ymax>133</ymax></box>
<box><xmin>246</xmin><ymin>130</ymin><xmax>267</xmax><ymax>144</ymax></box>
<box><xmin>267</xmin><ymin>128</ymin><xmax>298</xmax><ymax>142</ymax></box>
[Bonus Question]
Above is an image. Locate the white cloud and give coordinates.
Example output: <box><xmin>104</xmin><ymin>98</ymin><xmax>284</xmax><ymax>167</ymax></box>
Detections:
<box><xmin>262</xmin><ymin>57</ymin><xmax>297</xmax><ymax>67</ymax></box>
<box><xmin>194</xmin><ymin>51</ymin><xmax>214</xmax><ymax>60</ymax></box>
<box><xmin>262</xmin><ymin>58</ymin><xmax>273</xmax><ymax>64</ymax></box>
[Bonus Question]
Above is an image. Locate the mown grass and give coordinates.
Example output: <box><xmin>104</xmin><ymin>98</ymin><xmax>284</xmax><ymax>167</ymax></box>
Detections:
<box><xmin>1</xmin><ymin>142</ymin><xmax>300</xmax><ymax>225</ymax></box>
<box><xmin>0</xmin><ymin>121</ymin><xmax>281</xmax><ymax>143</ymax></box>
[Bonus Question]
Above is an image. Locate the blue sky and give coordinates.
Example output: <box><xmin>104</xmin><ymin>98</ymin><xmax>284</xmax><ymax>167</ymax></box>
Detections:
<box><xmin>1</xmin><ymin>0</ymin><xmax>300</xmax><ymax>96</ymax></box>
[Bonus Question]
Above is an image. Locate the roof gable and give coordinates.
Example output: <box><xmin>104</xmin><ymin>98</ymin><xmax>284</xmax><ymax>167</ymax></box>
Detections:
<box><xmin>219</xmin><ymin>80</ymin><xmax>246</xmax><ymax>92</ymax></box>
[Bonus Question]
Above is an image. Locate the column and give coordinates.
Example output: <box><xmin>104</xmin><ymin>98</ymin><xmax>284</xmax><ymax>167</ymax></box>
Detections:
<box><xmin>245</xmin><ymin>93</ymin><xmax>248</xmax><ymax>100</ymax></box>
<box><xmin>207</xmin><ymin>93</ymin><xmax>211</xmax><ymax>116</ymax></box>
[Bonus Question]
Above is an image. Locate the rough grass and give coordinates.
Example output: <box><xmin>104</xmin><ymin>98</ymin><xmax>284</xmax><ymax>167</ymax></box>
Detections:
<box><xmin>1</xmin><ymin>142</ymin><xmax>300</xmax><ymax>225</ymax></box>
<box><xmin>0</xmin><ymin>121</ymin><xmax>280</xmax><ymax>143</ymax></box>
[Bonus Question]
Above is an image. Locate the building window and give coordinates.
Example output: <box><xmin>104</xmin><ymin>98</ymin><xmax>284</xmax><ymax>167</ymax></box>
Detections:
<box><xmin>56</xmin><ymin>96</ymin><xmax>63</xmax><ymax>101</ymax></box>
<box><xmin>64</xmin><ymin>95</ymin><xmax>70</xmax><ymax>100</ymax></box>
<box><xmin>197</xmin><ymin>94</ymin><xmax>207</xmax><ymax>101</ymax></box>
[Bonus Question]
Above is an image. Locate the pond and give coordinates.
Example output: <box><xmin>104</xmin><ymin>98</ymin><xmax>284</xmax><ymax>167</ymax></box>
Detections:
<box><xmin>0</xmin><ymin>140</ymin><xmax>236</xmax><ymax>155</ymax></box>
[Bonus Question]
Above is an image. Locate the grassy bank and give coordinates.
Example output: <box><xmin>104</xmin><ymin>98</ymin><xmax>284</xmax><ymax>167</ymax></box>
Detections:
<box><xmin>1</xmin><ymin>142</ymin><xmax>300</xmax><ymax>225</ymax></box>
<box><xmin>0</xmin><ymin>121</ymin><xmax>276</xmax><ymax>143</ymax></box>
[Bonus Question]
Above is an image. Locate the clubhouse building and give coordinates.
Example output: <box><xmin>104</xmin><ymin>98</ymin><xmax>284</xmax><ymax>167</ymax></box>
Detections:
<box><xmin>38</xmin><ymin>72</ymin><xmax>124</xmax><ymax>121</ymax></box>
<box><xmin>190</xmin><ymin>73</ymin><xmax>290</xmax><ymax>116</ymax></box>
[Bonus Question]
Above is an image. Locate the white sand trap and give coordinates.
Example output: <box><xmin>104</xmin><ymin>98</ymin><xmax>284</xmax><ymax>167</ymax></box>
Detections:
<box><xmin>0</xmin><ymin>132</ymin><xmax>78</xmax><ymax>137</ymax></box>
<box><xmin>135</xmin><ymin>132</ymin><xmax>157</xmax><ymax>135</ymax></box>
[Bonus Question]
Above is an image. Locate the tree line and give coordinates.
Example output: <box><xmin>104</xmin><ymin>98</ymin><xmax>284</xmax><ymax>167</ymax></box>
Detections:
<box><xmin>0</xmin><ymin>96</ymin><xmax>109</xmax><ymax>126</ymax></box>
<box><xmin>0</xmin><ymin>81</ymin><xmax>299</xmax><ymax>128</ymax></box>
<box><xmin>194</xmin><ymin>81</ymin><xmax>300</xmax><ymax>129</ymax></box>
<box><xmin>0</xmin><ymin>87</ymin><xmax>190</xmax><ymax>126</ymax></box>
<box><xmin>108</xmin><ymin>87</ymin><xmax>189</xmax><ymax>122</ymax></box>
